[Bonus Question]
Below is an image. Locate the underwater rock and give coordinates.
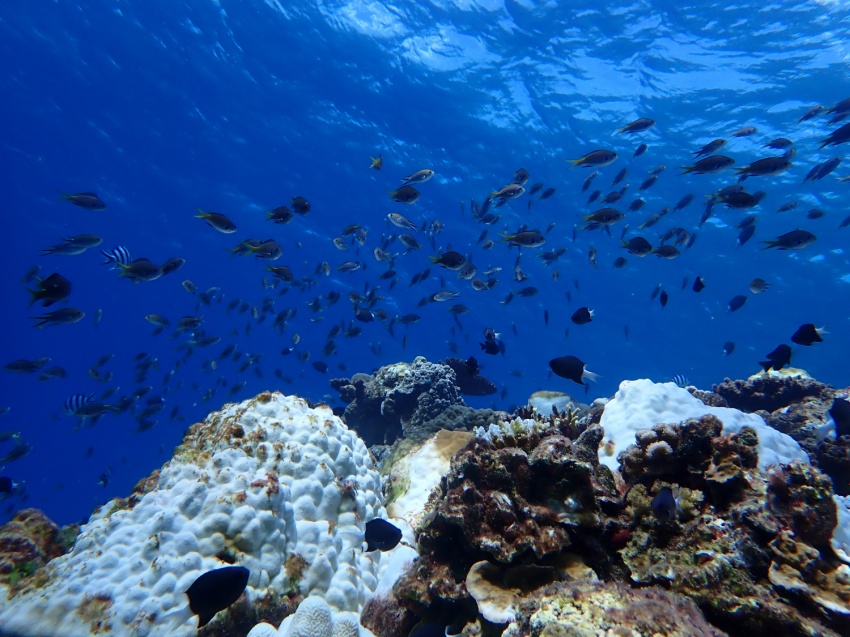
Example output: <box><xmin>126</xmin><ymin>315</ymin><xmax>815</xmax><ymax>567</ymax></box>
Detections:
<box><xmin>820</xmin><ymin>435</ymin><xmax>850</xmax><ymax>496</ymax></box>
<box><xmin>713</xmin><ymin>374</ymin><xmax>832</xmax><ymax>415</ymax></box>
<box><xmin>0</xmin><ymin>509</ymin><xmax>77</xmax><ymax>589</ymax></box>
<box><xmin>331</xmin><ymin>358</ymin><xmax>503</xmax><ymax>447</ymax></box>
<box><xmin>0</xmin><ymin>392</ymin><xmax>389</xmax><ymax>637</ymax></box>
<box><xmin>502</xmin><ymin>580</ymin><xmax>729</xmax><ymax>637</ymax></box>
<box><xmin>442</xmin><ymin>357</ymin><xmax>497</xmax><ymax>396</ymax></box>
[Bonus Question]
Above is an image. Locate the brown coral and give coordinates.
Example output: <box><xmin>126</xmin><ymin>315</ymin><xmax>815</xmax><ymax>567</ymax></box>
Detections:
<box><xmin>713</xmin><ymin>375</ymin><xmax>832</xmax><ymax>415</ymax></box>
<box><xmin>395</xmin><ymin>423</ymin><xmax>619</xmax><ymax>616</ymax></box>
<box><xmin>0</xmin><ymin>509</ymin><xmax>76</xmax><ymax>587</ymax></box>
<box><xmin>504</xmin><ymin>580</ymin><xmax>729</xmax><ymax>637</ymax></box>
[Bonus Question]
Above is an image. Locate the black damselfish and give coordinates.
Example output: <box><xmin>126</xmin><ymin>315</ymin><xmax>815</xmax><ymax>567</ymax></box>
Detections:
<box><xmin>365</xmin><ymin>518</ymin><xmax>402</xmax><ymax>552</ymax></box>
<box><xmin>829</xmin><ymin>398</ymin><xmax>850</xmax><ymax>438</ymax></box>
<box><xmin>759</xmin><ymin>344</ymin><xmax>792</xmax><ymax>372</ymax></box>
<box><xmin>651</xmin><ymin>486</ymin><xmax>677</xmax><ymax>522</ymax></box>
<box><xmin>790</xmin><ymin>323</ymin><xmax>824</xmax><ymax>346</ymax></box>
<box><xmin>549</xmin><ymin>355</ymin><xmax>599</xmax><ymax>385</ymax></box>
<box><xmin>185</xmin><ymin>566</ymin><xmax>249</xmax><ymax>627</ymax></box>
<box><xmin>571</xmin><ymin>307</ymin><xmax>594</xmax><ymax>325</ymax></box>
<box><xmin>692</xmin><ymin>276</ymin><xmax>705</xmax><ymax>293</ymax></box>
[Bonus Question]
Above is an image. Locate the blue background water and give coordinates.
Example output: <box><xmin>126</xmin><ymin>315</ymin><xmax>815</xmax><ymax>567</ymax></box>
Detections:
<box><xmin>1</xmin><ymin>0</ymin><xmax>849</xmax><ymax>526</ymax></box>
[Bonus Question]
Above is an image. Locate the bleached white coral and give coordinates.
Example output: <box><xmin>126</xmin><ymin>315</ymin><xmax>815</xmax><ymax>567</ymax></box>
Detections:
<box><xmin>247</xmin><ymin>595</ymin><xmax>374</xmax><ymax>637</ymax></box>
<box><xmin>833</xmin><ymin>495</ymin><xmax>850</xmax><ymax>565</ymax></box>
<box><xmin>0</xmin><ymin>393</ymin><xmax>385</xmax><ymax>637</ymax></box>
<box><xmin>598</xmin><ymin>379</ymin><xmax>809</xmax><ymax>472</ymax></box>
<box><xmin>473</xmin><ymin>417</ymin><xmax>547</xmax><ymax>444</ymax></box>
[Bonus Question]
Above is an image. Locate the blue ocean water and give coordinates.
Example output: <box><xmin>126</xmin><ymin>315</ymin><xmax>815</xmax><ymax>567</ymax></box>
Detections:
<box><xmin>1</xmin><ymin>0</ymin><xmax>848</xmax><ymax>527</ymax></box>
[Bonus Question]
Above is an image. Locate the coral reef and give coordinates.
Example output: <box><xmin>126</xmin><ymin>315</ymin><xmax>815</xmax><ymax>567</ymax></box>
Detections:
<box><xmin>503</xmin><ymin>580</ymin><xmax>728</xmax><ymax>637</ymax></box>
<box><xmin>442</xmin><ymin>358</ymin><xmax>497</xmax><ymax>396</ymax></box>
<box><xmin>0</xmin><ymin>392</ymin><xmax>387</xmax><ymax>637</ymax></box>
<box><xmin>620</xmin><ymin>428</ymin><xmax>850</xmax><ymax>636</ymax></box>
<box><xmin>330</xmin><ymin>357</ymin><xmax>503</xmax><ymax>446</ymax></box>
<box><xmin>818</xmin><ymin>435</ymin><xmax>850</xmax><ymax>496</ymax></box>
<box><xmin>385</xmin><ymin>379</ymin><xmax>850</xmax><ymax>637</ymax></box>
<box><xmin>394</xmin><ymin>421</ymin><xmax>620</xmax><ymax>616</ymax></box>
<box><xmin>6</xmin><ymin>373</ymin><xmax>850</xmax><ymax>637</ymax></box>
<box><xmin>526</xmin><ymin>390</ymin><xmax>588</xmax><ymax>418</ymax></box>
<box><xmin>712</xmin><ymin>377</ymin><xmax>850</xmax><ymax>493</ymax></box>
<box><xmin>381</xmin><ymin>430</ymin><xmax>473</xmax><ymax>530</ymax></box>
<box><xmin>599</xmin><ymin>379</ymin><xmax>809</xmax><ymax>471</ymax></box>
<box><xmin>713</xmin><ymin>374</ymin><xmax>831</xmax><ymax>415</ymax></box>
<box><xmin>0</xmin><ymin>509</ymin><xmax>77</xmax><ymax>590</ymax></box>
<box><xmin>247</xmin><ymin>595</ymin><xmax>370</xmax><ymax>637</ymax></box>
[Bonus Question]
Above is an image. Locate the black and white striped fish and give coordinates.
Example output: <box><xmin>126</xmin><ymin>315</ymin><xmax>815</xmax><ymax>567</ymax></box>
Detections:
<box><xmin>669</xmin><ymin>374</ymin><xmax>690</xmax><ymax>388</ymax></box>
<box><xmin>64</xmin><ymin>393</ymin><xmax>112</xmax><ymax>419</ymax></box>
<box><xmin>64</xmin><ymin>393</ymin><xmax>94</xmax><ymax>414</ymax></box>
<box><xmin>101</xmin><ymin>245</ymin><xmax>132</xmax><ymax>269</ymax></box>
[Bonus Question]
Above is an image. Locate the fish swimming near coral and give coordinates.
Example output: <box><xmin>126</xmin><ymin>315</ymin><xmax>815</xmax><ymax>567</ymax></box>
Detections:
<box><xmin>549</xmin><ymin>355</ymin><xmax>599</xmax><ymax>385</ymax></box>
<box><xmin>829</xmin><ymin>398</ymin><xmax>850</xmax><ymax>438</ymax></box>
<box><xmin>651</xmin><ymin>486</ymin><xmax>679</xmax><ymax>522</ymax></box>
<box><xmin>163</xmin><ymin>565</ymin><xmax>250</xmax><ymax>629</ymax></box>
<box><xmin>668</xmin><ymin>374</ymin><xmax>689</xmax><ymax>388</ymax></box>
<box><xmin>759</xmin><ymin>344</ymin><xmax>792</xmax><ymax>372</ymax></box>
<box><xmin>790</xmin><ymin>323</ymin><xmax>825</xmax><ymax>347</ymax></box>
<box><xmin>365</xmin><ymin>518</ymin><xmax>402</xmax><ymax>552</ymax></box>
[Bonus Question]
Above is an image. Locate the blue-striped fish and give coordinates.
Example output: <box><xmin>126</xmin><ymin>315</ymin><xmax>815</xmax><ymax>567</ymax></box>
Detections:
<box><xmin>101</xmin><ymin>246</ymin><xmax>132</xmax><ymax>269</ymax></box>
<box><xmin>668</xmin><ymin>374</ymin><xmax>690</xmax><ymax>388</ymax></box>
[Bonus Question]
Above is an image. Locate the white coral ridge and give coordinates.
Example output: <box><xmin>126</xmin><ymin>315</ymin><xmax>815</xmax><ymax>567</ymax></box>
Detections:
<box><xmin>0</xmin><ymin>393</ymin><xmax>387</xmax><ymax>637</ymax></box>
<box><xmin>598</xmin><ymin>379</ymin><xmax>809</xmax><ymax>472</ymax></box>
<box><xmin>473</xmin><ymin>417</ymin><xmax>547</xmax><ymax>444</ymax></box>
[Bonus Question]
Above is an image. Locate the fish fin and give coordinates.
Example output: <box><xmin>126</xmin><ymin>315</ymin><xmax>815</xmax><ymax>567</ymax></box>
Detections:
<box><xmin>565</xmin><ymin>159</ymin><xmax>582</xmax><ymax>169</ymax></box>
<box><xmin>582</xmin><ymin>369</ymin><xmax>600</xmax><ymax>383</ymax></box>
<box><xmin>195</xmin><ymin>208</ymin><xmax>208</xmax><ymax>219</ymax></box>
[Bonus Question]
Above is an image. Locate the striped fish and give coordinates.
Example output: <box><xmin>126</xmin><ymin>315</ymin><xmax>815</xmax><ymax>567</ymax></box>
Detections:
<box><xmin>101</xmin><ymin>245</ymin><xmax>132</xmax><ymax>269</ymax></box>
<box><xmin>669</xmin><ymin>374</ymin><xmax>690</xmax><ymax>388</ymax></box>
<box><xmin>64</xmin><ymin>393</ymin><xmax>94</xmax><ymax>414</ymax></box>
<box><xmin>64</xmin><ymin>393</ymin><xmax>112</xmax><ymax>419</ymax></box>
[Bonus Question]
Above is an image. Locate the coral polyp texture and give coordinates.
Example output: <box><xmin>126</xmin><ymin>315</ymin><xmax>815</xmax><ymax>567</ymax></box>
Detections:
<box><xmin>0</xmin><ymin>392</ymin><xmax>385</xmax><ymax>637</ymax></box>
